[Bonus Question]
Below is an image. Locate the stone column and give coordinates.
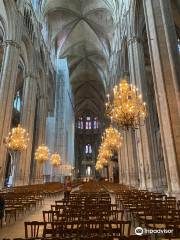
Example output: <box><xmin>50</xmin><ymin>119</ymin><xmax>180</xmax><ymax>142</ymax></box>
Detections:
<box><xmin>135</xmin><ymin>130</ymin><xmax>146</xmax><ymax>189</ymax></box>
<box><xmin>126</xmin><ymin>130</ymin><xmax>139</xmax><ymax>187</ymax></box>
<box><xmin>143</xmin><ymin>0</ymin><xmax>180</xmax><ymax>194</ymax></box>
<box><xmin>14</xmin><ymin>75</ymin><xmax>37</xmax><ymax>186</ymax></box>
<box><xmin>36</xmin><ymin>96</ymin><xmax>47</xmax><ymax>145</ymax></box>
<box><xmin>124</xmin><ymin>132</ymin><xmax>130</xmax><ymax>186</ymax></box>
<box><xmin>128</xmin><ymin>38</ymin><xmax>154</xmax><ymax>190</ymax></box>
<box><xmin>33</xmin><ymin>96</ymin><xmax>47</xmax><ymax>184</ymax></box>
<box><xmin>118</xmin><ymin>150</ymin><xmax>123</xmax><ymax>184</ymax></box>
<box><xmin>0</xmin><ymin>40</ymin><xmax>20</xmax><ymax>188</ymax></box>
<box><xmin>118</xmin><ymin>132</ymin><xmax>130</xmax><ymax>185</ymax></box>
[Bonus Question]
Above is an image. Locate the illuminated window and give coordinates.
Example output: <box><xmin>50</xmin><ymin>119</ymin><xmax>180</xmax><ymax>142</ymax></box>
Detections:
<box><xmin>78</xmin><ymin>117</ymin><xmax>83</xmax><ymax>129</ymax></box>
<box><xmin>85</xmin><ymin>144</ymin><xmax>92</xmax><ymax>154</ymax></box>
<box><xmin>94</xmin><ymin>117</ymin><xmax>98</xmax><ymax>129</ymax></box>
<box><xmin>85</xmin><ymin>116</ymin><xmax>91</xmax><ymax>129</ymax></box>
<box><xmin>77</xmin><ymin>116</ymin><xmax>99</xmax><ymax>130</ymax></box>
<box><xmin>13</xmin><ymin>91</ymin><xmax>21</xmax><ymax>112</ymax></box>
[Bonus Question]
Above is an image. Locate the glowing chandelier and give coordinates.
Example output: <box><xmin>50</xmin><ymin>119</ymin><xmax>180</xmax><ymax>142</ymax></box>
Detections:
<box><xmin>96</xmin><ymin>145</ymin><xmax>112</xmax><ymax>171</ymax></box>
<box><xmin>102</xmin><ymin>126</ymin><xmax>123</xmax><ymax>151</ymax></box>
<box><xmin>35</xmin><ymin>144</ymin><xmax>49</xmax><ymax>163</ymax></box>
<box><xmin>4</xmin><ymin>125</ymin><xmax>29</xmax><ymax>184</ymax></box>
<box><xmin>51</xmin><ymin>153</ymin><xmax>61</xmax><ymax>167</ymax></box>
<box><xmin>5</xmin><ymin>124</ymin><xmax>29</xmax><ymax>151</ymax></box>
<box><xmin>106</xmin><ymin>79</ymin><xmax>147</xmax><ymax>130</ymax></box>
<box><xmin>95</xmin><ymin>126</ymin><xmax>123</xmax><ymax>171</ymax></box>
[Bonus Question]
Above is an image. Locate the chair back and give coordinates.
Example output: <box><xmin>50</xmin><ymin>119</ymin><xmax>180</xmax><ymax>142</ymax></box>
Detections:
<box><xmin>24</xmin><ymin>221</ymin><xmax>46</xmax><ymax>238</ymax></box>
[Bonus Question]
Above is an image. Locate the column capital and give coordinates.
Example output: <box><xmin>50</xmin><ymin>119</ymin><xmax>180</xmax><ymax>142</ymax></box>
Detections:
<box><xmin>0</xmin><ymin>40</ymin><xmax>21</xmax><ymax>49</ymax></box>
<box><xmin>127</xmin><ymin>36</ymin><xmax>143</xmax><ymax>46</ymax></box>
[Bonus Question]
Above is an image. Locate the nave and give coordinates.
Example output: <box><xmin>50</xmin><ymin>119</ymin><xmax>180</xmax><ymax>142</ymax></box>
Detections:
<box><xmin>0</xmin><ymin>181</ymin><xmax>180</xmax><ymax>240</ymax></box>
<box><xmin>0</xmin><ymin>0</ymin><xmax>180</xmax><ymax>240</ymax></box>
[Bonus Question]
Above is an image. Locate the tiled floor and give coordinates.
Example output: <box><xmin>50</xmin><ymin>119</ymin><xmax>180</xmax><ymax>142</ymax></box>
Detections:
<box><xmin>0</xmin><ymin>193</ymin><xmax>64</xmax><ymax>240</ymax></box>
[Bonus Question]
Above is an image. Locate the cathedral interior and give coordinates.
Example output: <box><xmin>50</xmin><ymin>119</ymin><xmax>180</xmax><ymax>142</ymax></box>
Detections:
<box><xmin>0</xmin><ymin>0</ymin><xmax>180</xmax><ymax>239</ymax></box>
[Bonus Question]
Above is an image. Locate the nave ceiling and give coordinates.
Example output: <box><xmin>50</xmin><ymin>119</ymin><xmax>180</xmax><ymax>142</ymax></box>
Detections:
<box><xmin>42</xmin><ymin>0</ymin><xmax>117</xmax><ymax>118</ymax></box>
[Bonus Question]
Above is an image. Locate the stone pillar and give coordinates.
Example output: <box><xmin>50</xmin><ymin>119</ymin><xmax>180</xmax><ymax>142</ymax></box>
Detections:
<box><xmin>124</xmin><ymin>132</ymin><xmax>130</xmax><ymax>186</ymax></box>
<box><xmin>126</xmin><ymin>130</ymin><xmax>139</xmax><ymax>187</ymax></box>
<box><xmin>14</xmin><ymin>75</ymin><xmax>37</xmax><ymax>186</ymax></box>
<box><xmin>128</xmin><ymin>37</ymin><xmax>154</xmax><ymax>190</ymax></box>
<box><xmin>143</xmin><ymin>0</ymin><xmax>180</xmax><ymax>194</ymax></box>
<box><xmin>118</xmin><ymin>150</ymin><xmax>123</xmax><ymax>184</ymax></box>
<box><xmin>33</xmin><ymin>96</ymin><xmax>47</xmax><ymax>183</ymax></box>
<box><xmin>36</xmin><ymin>97</ymin><xmax>47</xmax><ymax>145</ymax></box>
<box><xmin>118</xmin><ymin>132</ymin><xmax>130</xmax><ymax>185</ymax></box>
<box><xmin>0</xmin><ymin>40</ymin><xmax>20</xmax><ymax>188</ymax></box>
<box><xmin>133</xmin><ymin>38</ymin><xmax>167</xmax><ymax>191</ymax></box>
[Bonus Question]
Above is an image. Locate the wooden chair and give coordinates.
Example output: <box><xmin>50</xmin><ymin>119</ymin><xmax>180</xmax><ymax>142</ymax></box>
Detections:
<box><xmin>43</xmin><ymin>210</ymin><xmax>60</xmax><ymax>235</ymax></box>
<box><xmin>43</xmin><ymin>210</ymin><xmax>59</xmax><ymax>222</ymax></box>
<box><xmin>48</xmin><ymin>221</ymin><xmax>65</xmax><ymax>237</ymax></box>
<box><xmin>24</xmin><ymin>221</ymin><xmax>46</xmax><ymax>238</ymax></box>
<box><xmin>5</xmin><ymin>207</ymin><xmax>16</xmax><ymax>223</ymax></box>
<box><xmin>109</xmin><ymin>220</ymin><xmax>131</xmax><ymax>237</ymax></box>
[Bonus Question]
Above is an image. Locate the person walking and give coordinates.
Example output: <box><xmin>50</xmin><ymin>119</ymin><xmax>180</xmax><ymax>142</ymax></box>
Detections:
<box><xmin>64</xmin><ymin>176</ymin><xmax>72</xmax><ymax>200</ymax></box>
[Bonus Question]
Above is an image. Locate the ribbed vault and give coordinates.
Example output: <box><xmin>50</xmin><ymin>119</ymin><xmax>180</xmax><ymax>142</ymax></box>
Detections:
<box><xmin>43</xmin><ymin>0</ymin><xmax>116</xmax><ymax>118</ymax></box>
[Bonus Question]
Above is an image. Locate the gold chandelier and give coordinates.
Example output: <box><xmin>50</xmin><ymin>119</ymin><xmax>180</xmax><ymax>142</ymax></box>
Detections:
<box><xmin>51</xmin><ymin>153</ymin><xmax>61</xmax><ymax>167</ymax></box>
<box><xmin>35</xmin><ymin>144</ymin><xmax>49</xmax><ymax>163</ymax></box>
<box><xmin>95</xmin><ymin>126</ymin><xmax>123</xmax><ymax>171</ymax></box>
<box><xmin>5</xmin><ymin>124</ymin><xmax>29</xmax><ymax>151</ymax></box>
<box><xmin>96</xmin><ymin>147</ymin><xmax>111</xmax><ymax>171</ymax></box>
<box><xmin>106</xmin><ymin>79</ymin><xmax>147</xmax><ymax>129</ymax></box>
<box><xmin>102</xmin><ymin>126</ymin><xmax>123</xmax><ymax>151</ymax></box>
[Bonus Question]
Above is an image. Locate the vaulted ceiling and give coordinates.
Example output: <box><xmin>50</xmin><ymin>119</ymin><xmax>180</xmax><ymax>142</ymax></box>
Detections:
<box><xmin>42</xmin><ymin>0</ymin><xmax>116</xmax><ymax>118</ymax></box>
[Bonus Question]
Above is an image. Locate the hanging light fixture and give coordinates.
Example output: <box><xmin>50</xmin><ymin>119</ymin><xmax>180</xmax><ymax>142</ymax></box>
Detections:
<box><xmin>35</xmin><ymin>144</ymin><xmax>49</xmax><ymax>163</ymax></box>
<box><xmin>95</xmin><ymin>126</ymin><xmax>123</xmax><ymax>171</ymax></box>
<box><xmin>4</xmin><ymin>125</ymin><xmax>29</xmax><ymax>185</ymax></box>
<box><xmin>102</xmin><ymin>126</ymin><xmax>123</xmax><ymax>151</ymax></box>
<box><xmin>51</xmin><ymin>153</ymin><xmax>61</xmax><ymax>167</ymax></box>
<box><xmin>5</xmin><ymin>124</ymin><xmax>29</xmax><ymax>151</ymax></box>
<box><xmin>106</xmin><ymin>79</ymin><xmax>147</xmax><ymax>130</ymax></box>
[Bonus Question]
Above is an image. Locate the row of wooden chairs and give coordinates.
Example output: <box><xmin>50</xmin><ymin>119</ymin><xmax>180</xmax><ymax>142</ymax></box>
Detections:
<box><xmin>0</xmin><ymin>183</ymin><xmax>64</xmax><ymax>227</ymax></box>
<box><xmin>23</xmin><ymin>220</ymin><xmax>133</xmax><ymax>238</ymax></box>
<box><xmin>43</xmin><ymin>209</ymin><xmax>124</xmax><ymax>222</ymax></box>
<box><xmin>102</xmin><ymin>182</ymin><xmax>180</xmax><ymax>239</ymax></box>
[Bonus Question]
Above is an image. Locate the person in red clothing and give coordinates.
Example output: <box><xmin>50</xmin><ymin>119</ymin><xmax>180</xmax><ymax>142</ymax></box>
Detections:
<box><xmin>64</xmin><ymin>176</ymin><xmax>72</xmax><ymax>200</ymax></box>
